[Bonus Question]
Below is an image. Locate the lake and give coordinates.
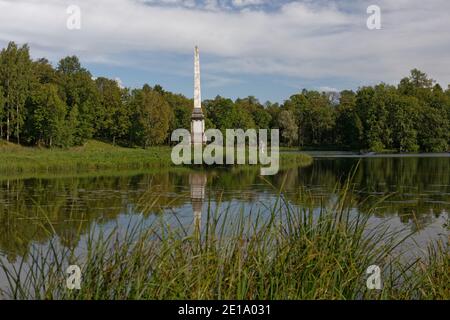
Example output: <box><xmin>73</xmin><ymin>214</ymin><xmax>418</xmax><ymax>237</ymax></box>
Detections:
<box><xmin>0</xmin><ymin>154</ymin><xmax>449</xmax><ymax>291</ymax></box>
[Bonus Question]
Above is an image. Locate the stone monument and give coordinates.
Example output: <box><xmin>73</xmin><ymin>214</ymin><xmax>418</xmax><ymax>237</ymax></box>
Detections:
<box><xmin>191</xmin><ymin>46</ymin><xmax>206</xmax><ymax>145</ymax></box>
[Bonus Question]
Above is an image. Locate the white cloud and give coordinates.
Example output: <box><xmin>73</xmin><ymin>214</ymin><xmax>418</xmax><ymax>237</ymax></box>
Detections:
<box><xmin>0</xmin><ymin>0</ymin><xmax>449</xmax><ymax>88</ymax></box>
<box><xmin>115</xmin><ymin>77</ymin><xmax>124</xmax><ymax>88</ymax></box>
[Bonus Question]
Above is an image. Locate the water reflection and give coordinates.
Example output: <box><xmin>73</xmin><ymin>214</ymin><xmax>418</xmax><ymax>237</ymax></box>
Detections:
<box><xmin>189</xmin><ymin>172</ymin><xmax>207</xmax><ymax>229</ymax></box>
<box><xmin>0</xmin><ymin>156</ymin><xmax>448</xmax><ymax>261</ymax></box>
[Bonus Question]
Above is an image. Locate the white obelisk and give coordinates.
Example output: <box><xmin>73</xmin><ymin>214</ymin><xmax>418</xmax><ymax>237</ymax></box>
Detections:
<box><xmin>191</xmin><ymin>46</ymin><xmax>205</xmax><ymax>145</ymax></box>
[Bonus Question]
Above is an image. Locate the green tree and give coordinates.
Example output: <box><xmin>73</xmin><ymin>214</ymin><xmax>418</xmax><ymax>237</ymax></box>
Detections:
<box><xmin>162</xmin><ymin>90</ymin><xmax>192</xmax><ymax>133</ymax></box>
<box><xmin>130</xmin><ymin>85</ymin><xmax>173</xmax><ymax>147</ymax></box>
<box><xmin>335</xmin><ymin>90</ymin><xmax>363</xmax><ymax>148</ymax></box>
<box><xmin>387</xmin><ymin>94</ymin><xmax>419</xmax><ymax>152</ymax></box>
<box><xmin>265</xmin><ymin>102</ymin><xmax>281</xmax><ymax>128</ymax></box>
<box><xmin>253</xmin><ymin>108</ymin><xmax>272</xmax><ymax>129</ymax></box>
<box><xmin>32</xmin><ymin>58</ymin><xmax>58</xmax><ymax>84</ymax></box>
<box><xmin>65</xmin><ymin>105</ymin><xmax>80</xmax><ymax>147</ymax></box>
<box><xmin>205</xmin><ymin>96</ymin><xmax>237</xmax><ymax>131</ymax></box>
<box><xmin>0</xmin><ymin>42</ymin><xmax>32</xmax><ymax>143</ymax></box>
<box><xmin>0</xmin><ymin>86</ymin><xmax>4</xmax><ymax>138</ymax></box>
<box><xmin>27</xmin><ymin>84</ymin><xmax>67</xmax><ymax>147</ymax></box>
<box><xmin>284</xmin><ymin>90</ymin><xmax>335</xmax><ymax>147</ymax></box>
<box><xmin>205</xmin><ymin>96</ymin><xmax>256</xmax><ymax>135</ymax></box>
<box><xmin>95</xmin><ymin>77</ymin><xmax>130</xmax><ymax>144</ymax></box>
<box><xmin>356</xmin><ymin>85</ymin><xmax>392</xmax><ymax>151</ymax></box>
<box><xmin>235</xmin><ymin>96</ymin><xmax>272</xmax><ymax>129</ymax></box>
<box><xmin>278</xmin><ymin>110</ymin><xmax>298</xmax><ymax>146</ymax></box>
<box><xmin>57</xmin><ymin>56</ymin><xmax>100</xmax><ymax>145</ymax></box>
<box><xmin>409</xmin><ymin>68</ymin><xmax>434</xmax><ymax>89</ymax></box>
<box><xmin>399</xmin><ymin>69</ymin><xmax>435</xmax><ymax>103</ymax></box>
<box><xmin>417</xmin><ymin>106</ymin><xmax>449</xmax><ymax>152</ymax></box>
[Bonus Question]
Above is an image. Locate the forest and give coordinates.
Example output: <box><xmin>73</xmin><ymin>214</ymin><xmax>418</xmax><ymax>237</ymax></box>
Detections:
<box><xmin>1</xmin><ymin>41</ymin><xmax>449</xmax><ymax>152</ymax></box>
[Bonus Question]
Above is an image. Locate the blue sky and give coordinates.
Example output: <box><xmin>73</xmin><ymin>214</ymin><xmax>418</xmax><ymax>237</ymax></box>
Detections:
<box><xmin>1</xmin><ymin>0</ymin><xmax>449</xmax><ymax>102</ymax></box>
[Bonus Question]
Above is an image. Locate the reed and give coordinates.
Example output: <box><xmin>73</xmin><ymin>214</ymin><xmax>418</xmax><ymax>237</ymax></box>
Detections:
<box><xmin>0</xmin><ymin>176</ymin><xmax>447</xmax><ymax>300</ymax></box>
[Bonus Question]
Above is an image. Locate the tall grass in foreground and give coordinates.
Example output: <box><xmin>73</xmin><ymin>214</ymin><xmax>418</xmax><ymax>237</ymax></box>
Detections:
<box><xmin>0</xmin><ymin>179</ymin><xmax>448</xmax><ymax>300</ymax></box>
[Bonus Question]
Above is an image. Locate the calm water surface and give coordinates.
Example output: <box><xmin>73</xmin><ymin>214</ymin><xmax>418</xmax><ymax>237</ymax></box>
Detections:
<box><xmin>0</xmin><ymin>155</ymin><xmax>449</xmax><ymax>289</ymax></box>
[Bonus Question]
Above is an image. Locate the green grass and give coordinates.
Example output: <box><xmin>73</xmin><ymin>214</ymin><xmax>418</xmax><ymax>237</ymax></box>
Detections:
<box><xmin>0</xmin><ymin>140</ymin><xmax>173</xmax><ymax>177</ymax></box>
<box><xmin>278</xmin><ymin>152</ymin><xmax>312</xmax><ymax>169</ymax></box>
<box><xmin>0</xmin><ymin>140</ymin><xmax>312</xmax><ymax>179</ymax></box>
<box><xmin>0</xmin><ymin>177</ymin><xmax>447</xmax><ymax>300</ymax></box>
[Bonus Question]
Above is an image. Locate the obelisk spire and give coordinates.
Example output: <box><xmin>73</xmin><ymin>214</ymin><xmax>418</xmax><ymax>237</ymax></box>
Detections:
<box><xmin>194</xmin><ymin>46</ymin><xmax>201</xmax><ymax>110</ymax></box>
<box><xmin>191</xmin><ymin>46</ymin><xmax>205</xmax><ymax>145</ymax></box>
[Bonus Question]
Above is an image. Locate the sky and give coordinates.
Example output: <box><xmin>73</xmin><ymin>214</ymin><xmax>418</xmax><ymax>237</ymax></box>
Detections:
<box><xmin>0</xmin><ymin>0</ymin><xmax>449</xmax><ymax>103</ymax></box>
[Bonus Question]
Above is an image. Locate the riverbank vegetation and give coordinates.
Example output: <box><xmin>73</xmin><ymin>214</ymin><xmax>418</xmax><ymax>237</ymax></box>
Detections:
<box><xmin>1</xmin><ymin>41</ymin><xmax>449</xmax><ymax>153</ymax></box>
<box><xmin>0</xmin><ymin>180</ymin><xmax>447</xmax><ymax>300</ymax></box>
<box><xmin>0</xmin><ymin>139</ymin><xmax>312</xmax><ymax>178</ymax></box>
<box><xmin>0</xmin><ymin>140</ymin><xmax>173</xmax><ymax>177</ymax></box>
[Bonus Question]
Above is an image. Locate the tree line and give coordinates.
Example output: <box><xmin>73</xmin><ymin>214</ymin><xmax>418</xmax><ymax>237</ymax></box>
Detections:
<box><xmin>1</xmin><ymin>41</ymin><xmax>449</xmax><ymax>152</ymax></box>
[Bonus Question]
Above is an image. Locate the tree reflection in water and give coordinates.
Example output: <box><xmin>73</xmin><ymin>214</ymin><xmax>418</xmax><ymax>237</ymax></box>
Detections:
<box><xmin>0</xmin><ymin>156</ymin><xmax>448</xmax><ymax>261</ymax></box>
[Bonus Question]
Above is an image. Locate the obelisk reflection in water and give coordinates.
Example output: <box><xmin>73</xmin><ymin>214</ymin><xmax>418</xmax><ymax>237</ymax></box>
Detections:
<box><xmin>189</xmin><ymin>172</ymin><xmax>207</xmax><ymax>230</ymax></box>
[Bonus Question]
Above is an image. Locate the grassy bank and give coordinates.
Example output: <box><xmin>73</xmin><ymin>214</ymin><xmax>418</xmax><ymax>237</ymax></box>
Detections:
<box><xmin>0</xmin><ymin>140</ymin><xmax>312</xmax><ymax>179</ymax></box>
<box><xmin>0</xmin><ymin>140</ymin><xmax>173</xmax><ymax>176</ymax></box>
<box><xmin>0</xmin><ymin>180</ymin><xmax>447</xmax><ymax>300</ymax></box>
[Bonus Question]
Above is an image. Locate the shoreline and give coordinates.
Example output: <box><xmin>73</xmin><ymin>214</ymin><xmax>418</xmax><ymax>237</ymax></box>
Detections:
<box><xmin>281</xmin><ymin>149</ymin><xmax>450</xmax><ymax>158</ymax></box>
<box><xmin>0</xmin><ymin>140</ymin><xmax>313</xmax><ymax>180</ymax></box>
